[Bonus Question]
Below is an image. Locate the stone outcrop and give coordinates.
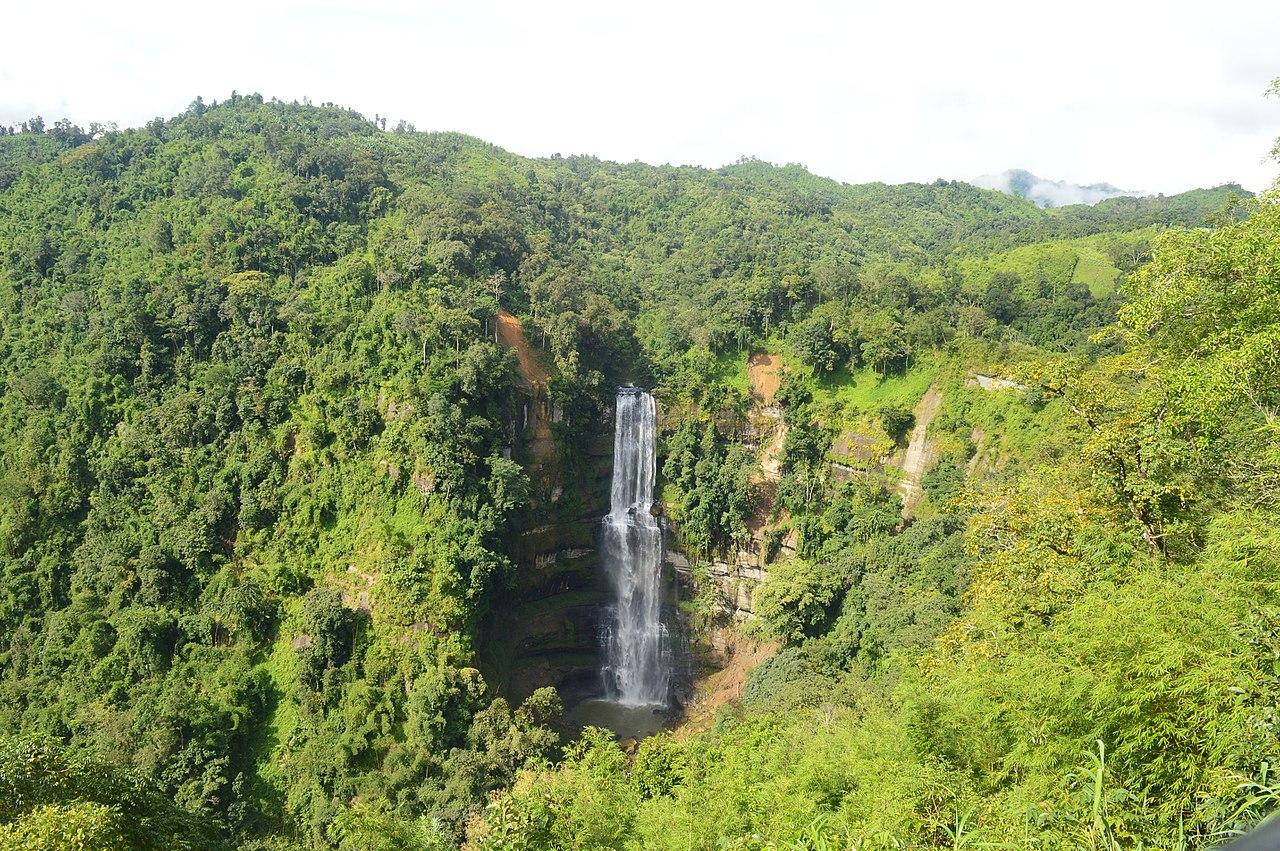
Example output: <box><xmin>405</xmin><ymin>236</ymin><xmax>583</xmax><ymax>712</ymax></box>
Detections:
<box><xmin>897</xmin><ymin>384</ymin><xmax>943</xmax><ymax>518</ymax></box>
<box><xmin>668</xmin><ymin>520</ymin><xmax>798</xmax><ymax>631</ymax></box>
<box><xmin>967</xmin><ymin>372</ymin><xmax>1026</xmax><ymax>392</ymax></box>
<box><xmin>666</xmin><ymin>368</ymin><xmax>797</xmax><ymax>630</ymax></box>
<box><xmin>670</xmin><ymin>369</ymin><xmax>948</xmax><ymax>630</ymax></box>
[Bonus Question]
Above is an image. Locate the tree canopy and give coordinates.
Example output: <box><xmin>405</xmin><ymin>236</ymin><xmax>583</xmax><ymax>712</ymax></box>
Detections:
<box><xmin>0</xmin><ymin>93</ymin><xmax>1270</xmax><ymax>850</ymax></box>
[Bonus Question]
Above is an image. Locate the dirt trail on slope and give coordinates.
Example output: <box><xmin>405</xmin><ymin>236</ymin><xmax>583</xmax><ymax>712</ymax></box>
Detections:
<box><xmin>495</xmin><ymin>310</ymin><xmax>555</xmax><ymax>464</ymax></box>
<box><xmin>496</xmin><ymin>310</ymin><xmax>550</xmax><ymax>388</ymax></box>
<box><xmin>748</xmin><ymin>352</ymin><xmax>786</xmax><ymax>484</ymax></box>
<box><xmin>748</xmin><ymin>352</ymin><xmax>781</xmax><ymax>406</ymax></box>
<box><xmin>898</xmin><ymin>384</ymin><xmax>943</xmax><ymax>518</ymax></box>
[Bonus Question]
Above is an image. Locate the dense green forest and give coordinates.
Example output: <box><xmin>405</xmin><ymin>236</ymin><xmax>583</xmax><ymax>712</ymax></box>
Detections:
<box><xmin>0</xmin><ymin>93</ymin><xmax>1273</xmax><ymax>850</ymax></box>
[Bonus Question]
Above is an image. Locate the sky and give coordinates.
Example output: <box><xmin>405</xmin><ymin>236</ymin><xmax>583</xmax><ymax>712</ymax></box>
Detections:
<box><xmin>3</xmin><ymin>0</ymin><xmax>1278</xmax><ymax>194</ymax></box>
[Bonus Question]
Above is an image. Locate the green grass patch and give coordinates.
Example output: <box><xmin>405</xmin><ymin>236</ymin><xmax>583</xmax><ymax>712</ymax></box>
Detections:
<box><xmin>1070</xmin><ymin>244</ymin><xmax>1122</xmax><ymax>297</ymax></box>
<box><xmin>251</xmin><ymin>603</ymin><xmax>303</xmax><ymax>789</ymax></box>
<box><xmin>798</xmin><ymin>351</ymin><xmax>945</xmax><ymax>429</ymax></box>
<box><xmin>709</xmin><ymin>346</ymin><xmax>750</xmax><ymax>393</ymax></box>
<box><xmin>955</xmin><ymin>232</ymin><xmax>1139</xmax><ymax>299</ymax></box>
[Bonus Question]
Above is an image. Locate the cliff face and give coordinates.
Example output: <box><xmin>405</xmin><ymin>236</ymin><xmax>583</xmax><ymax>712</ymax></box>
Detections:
<box><xmin>666</xmin><ymin>354</ymin><xmax>795</xmax><ymax>643</ymax></box>
<box><xmin>667</xmin><ymin>524</ymin><xmax>791</xmax><ymax>627</ymax></box>
<box><xmin>670</xmin><ymin>359</ymin><xmax>948</xmax><ymax>640</ymax></box>
<box><xmin>487</xmin><ymin>389</ymin><xmax>699</xmax><ymax>708</ymax></box>
<box><xmin>479</xmin><ymin>313</ymin><xmax>624</xmax><ymax>706</ymax></box>
<box><xmin>495</xmin><ymin>441</ymin><xmax>614</xmax><ymax>706</ymax></box>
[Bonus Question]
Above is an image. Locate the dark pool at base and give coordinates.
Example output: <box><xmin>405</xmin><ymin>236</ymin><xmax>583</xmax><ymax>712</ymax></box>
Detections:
<box><xmin>560</xmin><ymin>698</ymin><xmax>673</xmax><ymax>740</ymax></box>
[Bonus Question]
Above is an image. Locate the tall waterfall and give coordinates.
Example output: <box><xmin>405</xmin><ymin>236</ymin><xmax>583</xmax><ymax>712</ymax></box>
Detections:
<box><xmin>600</xmin><ymin>388</ymin><xmax>670</xmax><ymax>706</ymax></box>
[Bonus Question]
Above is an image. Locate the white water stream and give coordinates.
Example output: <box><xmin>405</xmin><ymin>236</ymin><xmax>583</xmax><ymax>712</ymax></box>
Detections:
<box><xmin>599</xmin><ymin>388</ymin><xmax>671</xmax><ymax>706</ymax></box>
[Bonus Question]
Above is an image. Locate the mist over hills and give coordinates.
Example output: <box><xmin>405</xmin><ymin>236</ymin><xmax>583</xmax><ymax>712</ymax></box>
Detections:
<box><xmin>973</xmin><ymin>168</ymin><xmax>1142</xmax><ymax>208</ymax></box>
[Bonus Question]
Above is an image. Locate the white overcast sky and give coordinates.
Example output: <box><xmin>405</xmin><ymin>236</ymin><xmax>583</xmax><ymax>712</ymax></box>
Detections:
<box><xmin>3</xmin><ymin>0</ymin><xmax>1278</xmax><ymax>194</ymax></box>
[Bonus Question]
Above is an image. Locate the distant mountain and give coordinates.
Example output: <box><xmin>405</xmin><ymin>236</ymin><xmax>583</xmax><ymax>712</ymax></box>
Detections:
<box><xmin>973</xmin><ymin>168</ymin><xmax>1141</xmax><ymax>208</ymax></box>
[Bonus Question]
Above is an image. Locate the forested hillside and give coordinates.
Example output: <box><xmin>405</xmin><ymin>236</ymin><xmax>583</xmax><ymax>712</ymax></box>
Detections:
<box><xmin>0</xmin><ymin>94</ymin><xmax>1270</xmax><ymax>850</ymax></box>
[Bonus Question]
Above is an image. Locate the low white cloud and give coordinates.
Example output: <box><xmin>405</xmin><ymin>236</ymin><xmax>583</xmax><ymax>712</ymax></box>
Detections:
<box><xmin>973</xmin><ymin>171</ymin><xmax>1139</xmax><ymax>208</ymax></box>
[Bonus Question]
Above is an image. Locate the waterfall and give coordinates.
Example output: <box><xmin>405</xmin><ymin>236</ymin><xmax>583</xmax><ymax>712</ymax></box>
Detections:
<box><xmin>600</xmin><ymin>388</ymin><xmax>671</xmax><ymax>706</ymax></box>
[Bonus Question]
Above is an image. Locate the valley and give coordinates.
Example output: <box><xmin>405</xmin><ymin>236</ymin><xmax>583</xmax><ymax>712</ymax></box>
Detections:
<box><xmin>0</xmin><ymin>94</ymin><xmax>1276</xmax><ymax>851</ymax></box>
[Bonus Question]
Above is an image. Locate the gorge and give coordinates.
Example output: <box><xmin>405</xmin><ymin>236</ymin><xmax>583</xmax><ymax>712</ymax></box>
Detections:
<box><xmin>0</xmin><ymin>94</ymin><xmax>1273</xmax><ymax>850</ymax></box>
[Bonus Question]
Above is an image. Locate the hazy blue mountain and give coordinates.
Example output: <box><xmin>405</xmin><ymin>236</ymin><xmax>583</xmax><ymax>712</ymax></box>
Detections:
<box><xmin>973</xmin><ymin>168</ymin><xmax>1140</xmax><ymax>208</ymax></box>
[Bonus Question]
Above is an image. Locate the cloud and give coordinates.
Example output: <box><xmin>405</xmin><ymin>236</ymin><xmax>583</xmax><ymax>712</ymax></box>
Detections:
<box><xmin>973</xmin><ymin>170</ymin><xmax>1139</xmax><ymax>208</ymax></box>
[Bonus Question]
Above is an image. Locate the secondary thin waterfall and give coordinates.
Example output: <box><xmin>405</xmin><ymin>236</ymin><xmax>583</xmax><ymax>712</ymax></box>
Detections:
<box><xmin>600</xmin><ymin>388</ymin><xmax>671</xmax><ymax>706</ymax></box>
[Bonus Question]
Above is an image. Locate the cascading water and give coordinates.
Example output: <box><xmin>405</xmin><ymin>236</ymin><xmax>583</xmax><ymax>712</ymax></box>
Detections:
<box><xmin>599</xmin><ymin>388</ymin><xmax>671</xmax><ymax>707</ymax></box>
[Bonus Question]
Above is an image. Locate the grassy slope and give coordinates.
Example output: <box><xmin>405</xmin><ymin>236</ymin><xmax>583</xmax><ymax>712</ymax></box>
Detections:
<box><xmin>955</xmin><ymin>232</ymin><xmax>1145</xmax><ymax>299</ymax></box>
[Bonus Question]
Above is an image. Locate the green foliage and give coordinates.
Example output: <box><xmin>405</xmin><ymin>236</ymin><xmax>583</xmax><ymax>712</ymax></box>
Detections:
<box><xmin>0</xmin><ymin>803</ymin><xmax>126</xmax><ymax>851</ymax></box>
<box><xmin>752</xmin><ymin>558</ymin><xmax>843</xmax><ymax>644</ymax></box>
<box><xmin>468</xmin><ymin>727</ymin><xmax>639</xmax><ymax>851</ymax></box>
<box><xmin>662</xmin><ymin>415</ymin><xmax>757</xmax><ymax>557</ymax></box>
<box><xmin>329</xmin><ymin>804</ymin><xmax>450</xmax><ymax>851</ymax></box>
<box><xmin>0</xmin><ymin>96</ymin><xmax>553</xmax><ymax>849</ymax></box>
<box><xmin>0</xmin><ymin>94</ymin><xmax>1269</xmax><ymax>851</ymax></box>
<box><xmin>0</xmin><ymin>735</ymin><xmax>227</xmax><ymax>850</ymax></box>
<box><xmin>739</xmin><ymin>644</ymin><xmax>850</xmax><ymax>713</ymax></box>
<box><xmin>875</xmin><ymin>403</ymin><xmax>914</xmax><ymax>443</ymax></box>
<box><xmin>474</xmin><ymin>184</ymin><xmax>1280</xmax><ymax>847</ymax></box>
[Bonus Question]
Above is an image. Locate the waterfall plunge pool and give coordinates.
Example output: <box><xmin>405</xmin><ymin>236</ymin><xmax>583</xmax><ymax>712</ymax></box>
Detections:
<box><xmin>559</xmin><ymin>698</ymin><xmax>675</xmax><ymax>741</ymax></box>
